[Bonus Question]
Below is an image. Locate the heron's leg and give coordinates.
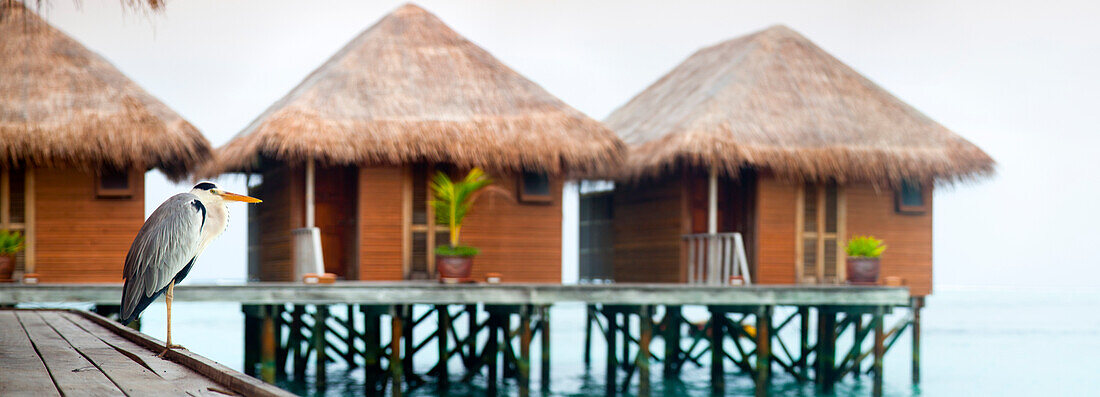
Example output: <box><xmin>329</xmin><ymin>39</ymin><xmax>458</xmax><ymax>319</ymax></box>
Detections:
<box><xmin>158</xmin><ymin>281</ymin><xmax>183</xmax><ymax>357</ymax></box>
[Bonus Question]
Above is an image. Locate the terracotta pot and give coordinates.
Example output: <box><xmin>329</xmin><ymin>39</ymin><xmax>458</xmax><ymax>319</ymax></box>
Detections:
<box><xmin>846</xmin><ymin>257</ymin><xmax>880</xmax><ymax>285</ymax></box>
<box><xmin>0</xmin><ymin>255</ymin><xmax>15</xmax><ymax>282</ymax></box>
<box><xmin>437</xmin><ymin>255</ymin><xmax>474</xmax><ymax>284</ymax></box>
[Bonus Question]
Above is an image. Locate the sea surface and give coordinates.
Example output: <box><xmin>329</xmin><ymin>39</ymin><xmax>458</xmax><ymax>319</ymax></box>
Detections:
<box><xmin>29</xmin><ymin>287</ymin><xmax>1100</xmax><ymax>396</ymax></box>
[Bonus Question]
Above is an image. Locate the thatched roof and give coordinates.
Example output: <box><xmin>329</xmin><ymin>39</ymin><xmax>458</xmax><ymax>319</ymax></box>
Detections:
<box><xmin>207</xmin><ymin>3</ymin><xmax>621</xmax><ymax>177</ymax></box>
<box><xmin>605</xmin><ymin>25</ymin><xmax>994</xmax><ymax>185</ymax></box>
<box><xmin>0</xmin><ymin>1</ymin><xmax>210</xmax><ymax>181</ymax></box>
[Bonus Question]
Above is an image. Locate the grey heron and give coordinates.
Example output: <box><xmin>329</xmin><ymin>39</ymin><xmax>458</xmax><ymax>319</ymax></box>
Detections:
<box><xmin>120</xmin><ymin>181</ymin><xmax>261</xmax><ymax>355</ymax></box>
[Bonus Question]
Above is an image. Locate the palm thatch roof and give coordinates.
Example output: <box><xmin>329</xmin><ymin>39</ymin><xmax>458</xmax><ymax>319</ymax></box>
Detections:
<box><xmin>605</xmin><ymin>25</ymin><xmax>994</xmax><ymax>185</ymax></box>
<box><xmin>0</xmin><ymin>1</ymin><xmax>210</xmax><ymax>181</ymax></box>
<box><xmin>207</xmin><ymin>3</ymin><xmax>621</xmax><ymax>177</ymax></box>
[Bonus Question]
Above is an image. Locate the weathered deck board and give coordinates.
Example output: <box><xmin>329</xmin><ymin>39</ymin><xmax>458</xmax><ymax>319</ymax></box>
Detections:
<box><xmin>38</xmin><ymin>311</ymin><xmax>191</xmax><ymax>396</ymax></box>
<box><xmin>15</xmin><ymin>311</ymin><xmax>122</xmax><ymax>397</ymax></box>
<box><xmin>0</xmin><ymin>282</ymin><xmax>912</xmax><ymax>306</ymax></box>
<box><xmin>0</xmin><ymin>311</ymin><xmax>61</xmax><ymax>397</ymax></box>
<box><xmin>60</xmin><ymin>312</ymin><xmax>235</xmax><ymax>397</ymax></box>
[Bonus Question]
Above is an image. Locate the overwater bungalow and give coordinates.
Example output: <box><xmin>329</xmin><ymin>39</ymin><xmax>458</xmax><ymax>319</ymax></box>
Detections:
<box><xmin>204</xmin><ymin>4</ymin><xmax>621</xmax><ymax>282</ymax></box>
<box><xmin>586</xmin><ymin>26</ymin><xmax>994</xmax><ymax>297</ymax></box>
<box><xmin>0</xmin><ymin>3</ymin><xmax>211</xmax><ymax>283</ymax></box>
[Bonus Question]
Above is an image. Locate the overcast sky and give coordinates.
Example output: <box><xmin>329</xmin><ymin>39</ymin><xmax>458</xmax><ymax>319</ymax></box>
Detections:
<box><xmin>31</xmin><ymin>0</ymin><xmax>1100</xmax><ymax>290</ymax></box>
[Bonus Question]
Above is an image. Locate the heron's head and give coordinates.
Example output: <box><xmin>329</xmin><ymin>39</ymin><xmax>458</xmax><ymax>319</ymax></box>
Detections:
<box><xmin>191</xmin><ymin>182</ymin><xmax>262</xmax><ymax>204</ymax></box>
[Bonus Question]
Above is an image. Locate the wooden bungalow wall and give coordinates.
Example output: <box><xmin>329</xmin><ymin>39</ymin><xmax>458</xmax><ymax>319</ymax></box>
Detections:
<box><xmin>251</xmin><ymin>164</ymin><xmax>564</xmax><ymax>282</ymax></box>
<box><xmin>35</xmin><ymin>168</ymin><xmax>144</xmax><ymax>283</ymax></box>
<box><xmin>611</xmin><ymin>176</ymin><xmax>686</xmax><ymax>283</ymax></box>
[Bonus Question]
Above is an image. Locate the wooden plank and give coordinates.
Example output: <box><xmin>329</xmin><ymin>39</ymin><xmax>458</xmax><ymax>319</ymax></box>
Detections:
<box><xmin>37</xmin><ymin>311</ymin><xmax>189</xmax><ymax>396</ymax></box>
<box><xmin>60</xmin><ymin>312</ymin><xmax>232</xmax><ymax>397</ymax></box>
<box><xmin>0</xmin><ymin>311</ymin><xmax>60</xmax><ymax>396</ymax></box>
<box><xmin>15</xmin><ymin>311</ymin><xmax>122</xmax><ymax>396</ymax></box>
<box><xmin>71</xmin><ymin>311</ymin><xmax>294</xmax><ymax>397</ymax></box>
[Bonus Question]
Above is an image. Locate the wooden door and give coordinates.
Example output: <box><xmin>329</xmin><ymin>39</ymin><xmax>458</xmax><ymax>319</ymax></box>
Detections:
<box><xmin>795</xmin><ymin>183</ymin><xmax>846</xmax><ymax>284</ymax></box>
<box><xmin>403</xmin><ymin>164</ymin><xmax>450</xmax><ymax>279</ymax></box>
<box><xmin>315</xmin><ymin>166</ymin><xmax>358</xmax><ymax>279</ymax></box>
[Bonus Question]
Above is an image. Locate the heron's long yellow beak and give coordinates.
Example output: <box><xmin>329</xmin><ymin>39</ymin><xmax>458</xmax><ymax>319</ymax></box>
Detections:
<box><xmin>219</xmin><ymin>191</ymin><xmax>262</xmax><ymax>203</ymax></box>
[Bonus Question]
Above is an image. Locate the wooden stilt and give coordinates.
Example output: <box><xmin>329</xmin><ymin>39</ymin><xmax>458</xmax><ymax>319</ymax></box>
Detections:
<box><xmin>390</xmin><ymin>306</ymin><xmax>403</xmax><ymax>397</ymax></box>
<box><xmin>912</xmin><ymin>297</ymin><xmax>922</xmax><ymax>384</ymax></box>
<box><xmin>343</xmin><ymin>304</ymin><xmax>357</xmax><ymax>369</ymax></box>
<box><xmin>401</xmin><ymin>306</ymin><xmax>414</xmax><ymax>388</ymax></box>
<box><xmin>664</xmin><ymin>305</ymin><xmax>682</xmax><ymax>377</ymax></box>
<box><xmin>466</xmin><ymin>304</ymin><xmax>478</xmax><ymax>371</ymax></box>
<box><xmin>540</xmin><ymin>305</ymin><xmax>551</xmax><ymax>392</ymax></box>
<box><xmin>292</xmin><ymin>305</ymin><xmax>307</xmax><ymax>380</ymax></box>
<box><xmin>487</xmin><ymin>308</ymin><xmax>500</xmax><ymax>396</ymax></box>
<box><xmin>709</xmin><ymin>306</ymin><xmax>725</xmax><ymax>394</ymax></box>
<box><xmin>852</xmin><ymin>313</ymin><xmax>863</xmax><ymax>379</ymax></box>
<box><xmin>519</xmin><ymin>305</ymin><xmax>532</xmax><ymax>396</ymax></box>
<box><xmin>242</xmin><ymin>305</ymin><xmax>259</xmax><ymax>377</ymax></box>
<box><xmin>273</xmin><ymin>305</ymin><xmax>286</xmax><ymax>380</ymax></box>
<box><xmin>621</xmin><ymin>313</ymin><xmax>631</xmax><ymax>369</ymax></box>
<box><xmin>873</xmin><ymin>306</ymin><xmax>885</xmax><ymax>397</ymax></box>
<box><xmin>362</xmin><ymin>306</ymin><xmax>382</xmax><ymax>395</ymax></box>
<box><xmin>755</xmin><ymin>306</ymin><xmax>772</xmax><ymax>397</ymax></box>
<box><xmin>502</xmin><ymin>309</ymin><xmax>516</xmax><ymax>379</ymax></box>
<box><xmin>604</xmin><ymin>307</ymin><xmax>618</xmax><ymax>396</ymax></box>
<box><xmin>817</xmin><ymin>307</ymin><xmax>837</xmax><ymax>391</ymax></box>
<box><xmin>638</xmin><ymin>305</ymin><xmax>652</xmax><ymax>397</ymax></box>
<box><xmin>436</xmin><ymin>305</ymin><xmax>450</xmax><ymax>389</ymax></box>
<box><xmin>313</xmin><ymin>305</ymin><xmax>329</xmax><ymax>390</ymax></box>
<box><xmin>260</xmin><ymin>305</ymin><xmax>277</xmax><ymax>383</ymax></box>
<box><xmin>798</xmin><ymin>306</ymin><xmax>810</xmax><ymax>379</ymax></box>
<box><xmin>584</xmin><ymin>304</ymin><xmax>594</xmax><ymax>366</ymax></box>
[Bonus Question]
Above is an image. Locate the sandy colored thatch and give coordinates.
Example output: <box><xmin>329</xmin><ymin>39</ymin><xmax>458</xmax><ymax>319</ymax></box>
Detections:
<box><xmin>1</xmin><ymin>1</ymin><xmax>210</xmax><ymax>181</ymax></box>
<box><xmin>606</xmin><ymin>25</ymin><xmax>994</xmax><ymax>185</ymax></box>
<box><xmin>206</xmin><ymin>3</ymin><xmax>621</xmax><ymax>177</ymax></box>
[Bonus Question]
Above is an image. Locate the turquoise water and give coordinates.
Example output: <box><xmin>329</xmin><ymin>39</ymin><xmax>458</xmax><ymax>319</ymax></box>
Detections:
<box><xmin>62</xmin><ymin>288</ymin><xmax>1100</xmax><ymax>396</ymax></box>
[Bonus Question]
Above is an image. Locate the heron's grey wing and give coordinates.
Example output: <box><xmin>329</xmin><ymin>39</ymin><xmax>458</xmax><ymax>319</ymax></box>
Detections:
<box><xmin>120</xmin><ymin>193</ymin><xmax>205</xmax><ymax>322</ymax></box>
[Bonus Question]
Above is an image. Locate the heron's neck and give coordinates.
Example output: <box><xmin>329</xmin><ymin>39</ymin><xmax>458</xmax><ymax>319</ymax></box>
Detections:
<box><xmin>198</xmin><ymin>199</ymin><xmax>230</xmax><ymax>255</ymax></box>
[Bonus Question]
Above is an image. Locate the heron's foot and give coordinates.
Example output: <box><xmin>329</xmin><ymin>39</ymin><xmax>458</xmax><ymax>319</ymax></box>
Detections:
<box><xmin>156</xmin><ymin>344</ymin><xmax>184</xmax><ymax>357</ymax></box>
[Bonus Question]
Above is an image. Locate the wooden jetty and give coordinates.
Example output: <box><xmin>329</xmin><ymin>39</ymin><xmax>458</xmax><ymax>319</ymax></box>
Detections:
<box><xmin>0</xmin><ymin>282</ymin><xmax>916</xmax><ymax>396</ymax></box>
<box><xmin>0</xmin><ymin>308</ymin><xmax>292</xmax><ymax>396</ymax></box>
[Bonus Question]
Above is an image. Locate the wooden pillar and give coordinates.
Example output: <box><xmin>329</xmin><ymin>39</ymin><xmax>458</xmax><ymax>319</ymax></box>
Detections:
<box><xmin>664</xmin><ymin>305</ymin><xmax>682</xmax><ymax>377</ymax></box>
<box><xmin>274</xmin><ymin>305</ymin><xmax>286</xmax><ymax>380</ymax></box>
<box><xmin>502</xmin><ymin>310</ymin><xmax>515</xmax><ymax>379</ymax></box>
<box><xmin>604</xmin><ymin>308</ymin><xmax>618</xmax><ymax>396</ymax></box>
<box><xmin>487</xmin><ymin>308</ymin><xmax>500</xmax><ymax>396</ymax></box>
<box><xmin>260</xmin><ymin>305</ymin><xmax>277</xmax><ymax>383</ymax></box>
<box><xmin>540</xmin><ymin>305</ymin><xmax>551</xmax><ymax>392</ymax></box>
<box><xmin>363</xmin><ymin>306</ymin><xmax>382</xmax><ymax>395</ymax></box>
<box><xmin>707</xmin><ymin>164</ymin><xmax>718</xmax><ymax>234</ymax></box>
<box><xmin>343</xmin><ymin>304</ymin><xmax>358</xmax><ymax>369</ymax></box>
<box><xmin>292</xmin><ymin>305</ymin><xmax>307</xmax><ymax>380</ymax></box>
<box><xmin>798</xmin><ymin>306</ymin><xmax>810</xmax><ymax>379</ymax></box>
<box><xmin>583</xmin><ymin>304</ymin><xmax>594</xmax><ymax>366</ymax></box>
<box><xmin>755</xmin><ymin>306</ymin><xmax>772</xmax><ymax>397</ymax></box>
<box><xmin>23</xmin><ymin>167</ymin><xmax>34</xmax><ymax>276</ymax></box>
<box><xmin>466</xmin><ymin>304</ymin><xmax>478</xmax><ymax>370</ymax></box>
<box><xmin>873</xmin><ymin>306</ymin><xmax>885</xmax><ymax>397</ymax></box>
<box><xmin>912</xmin><ymin>297</ymin><xmax>922</xmax><ymax>384</ymax></box>
<box><xmin>313</xmin><ymin>305</ymin><xmax>329</xmax><ymax>390</ymax></box>
<box><xmin>852</xmin><ymin>313</ymin><xmax>863</xmax><ymax>379</ymax></box>
<box><xmin>242</xmin><ymin>305</ymin><xmax>260</xmax><ymax>377</ymax></box>
<box><xmin>621</xmin><ymin>312</ymin><xmax>631</xmax><ymax>369</ymax></box>
<box><xmin>390</xmin><ymin>306</ymin><xmax>404</xmax><ymax>397</ymax></box>
<box><xmin>305</xmin><ymin>159</ymin><xmax>315</xmax><ymax>228</ymax></box>
<box><xmin>436</xmin><ymin>305</ymin><xmax>450</xmax><ymax>388</ymax></box>
<box><xmin>638</xmin><ymin>305</ymin><xmax>652</xmax><ymax>397</ymax></box>
<box><xmin>817</xmin><ymin>307</ymin><xmax>836</xmax><ymax>390</ymax></box>
<box><xmin>1</xmin><ymin>168</ymin><xmax>9</xmax><ymax>229</ymax></box>
<box><xmin>518</xmin><ymin>305</ymin><xmax>532</xmax><ymax>396</ymax></box>
<box><xmin>401</xmin><ymin>306</ymin><xmax>414</xmax><ymax>388</ymax></box>
<box><xmin>709</xmin><ymin>306</ymin><xmax>725</xmax><ymax>393</ymax></box>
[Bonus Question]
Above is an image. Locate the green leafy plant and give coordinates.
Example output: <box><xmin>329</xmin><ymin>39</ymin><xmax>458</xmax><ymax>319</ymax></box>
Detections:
<box><xmin>430</xmin><ymin>168</ymin><xmax>492</xmax><ymax>257</ymax></box>
<box><xmin>846</xmin><ymin>236</ymin><xmax>886</xmax><ymax>258</ymax></box>
<box><xmin>0</xmin><ymin>230</ymin><xmax>25</xmax><ymax>256</ymax></box>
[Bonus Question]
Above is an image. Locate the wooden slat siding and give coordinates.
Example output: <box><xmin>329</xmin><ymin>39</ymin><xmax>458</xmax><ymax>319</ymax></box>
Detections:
<box><xmin>754</xmin><ymin>176</ymin><xmax>798</xmax><ymax>284</ymax></box>
<box><xmin>252</xmin><ymin>165</ymin><xmax>299</xmax><ymax>281</ymax></box>
<box><xmin>61</xmin><ymin>312</ymin><xmax>233</xmax><ymax>396</ymax></box>
<box><xmin>611</xmin><ymin>175</ymin><xmax>685</xmax><ymax>283</ymax></box>
<box><xmin>461</xmin><ymin>172</ymin><xmax>563</xmax><ymax>282</ymax></box>
<box><xmin>15</xmin><ymin>311</ymin><xmax>122</xmax><ymax>396</ymax></box>
<box><xmin>0</xmin><ymin>311</ymin><xmax>60</xmax><ymax>396</ymax></box>
<box><xmin>845</xmin><ymin>184</ymin><xmax>934</xmax><ymax>296</ymax></box>
<box><xmin>71</xmin><ymin>311</ymin><xmax>293</xmax><ymax>397</ymax></box>
<box><xmin>38</xmin><ymin>311</ymin><xmax>189</xmax><ymax>395</ymax></box>
<box><xmin>34</xmin><ymin>168</ymin><xmax>144</xmax><ymax>283</ymax></box>
<box><xmin>358</xmin><ymin>166</ymin><xmax>405</xmax><ymax>280</ymax></box>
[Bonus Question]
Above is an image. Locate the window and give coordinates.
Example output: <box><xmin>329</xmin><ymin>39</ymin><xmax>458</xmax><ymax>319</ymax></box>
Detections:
<box><xmin>796</xmin><ymin>183</ymin><xmax>846</xmax><ymax>284</ymax></box>
<box><xmin>895</xmin><ymin>181</ymin><xmax>928</xmax><ymax>214</ymax></box>
<box><xmin>96</xmin><ymin>169</ymin><xmax>134</xmax><ymax>198</ymax></box>
<box><xmin>517</xmin><ymin>171</ymin><xmax>552</xmax><ymax>203</ymax></box>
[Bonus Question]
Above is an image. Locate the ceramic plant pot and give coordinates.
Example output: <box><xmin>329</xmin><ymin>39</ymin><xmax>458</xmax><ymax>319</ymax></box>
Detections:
<box><xmin>437</xmin><ymin>255</ymin><xmax>474</xmax><ymax>284</ymax></box>
<box><xmin>846</xmin><ymin>257</ymin><xmax>880</xmax><ymax>285</ymax></box>
<box><xmin>0</xmin><ymin>255</ymin><xmax>15</xmax><ymax>282</ymax></box>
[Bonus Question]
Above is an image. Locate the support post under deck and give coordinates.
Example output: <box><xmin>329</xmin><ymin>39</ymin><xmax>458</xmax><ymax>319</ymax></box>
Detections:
<box><xmin>664</xmin><ymin>305</ymin><xmax>682</xmax><ymax>377</ymax></box>
<box><xmin>912</xmin><ymin>297</ymin><xmax>922</xmax><ymax>384</ymax></box>
<box><xmin>639</xmin><ymin>305</ymin><xmax>652</xmax><ymax>397</ymax></box>
<box><xmin>390</xmin><ymin>306</ymin><xmax>404</xmax><ymax>397</ymax></box>
<box><xmin>709</xmin><ymin>306</ymin><xmax>726</xmax><ymax>393</ymax></box>
<box><xmin>604</xmin><ymin>307</ymin><xmax>618</xmax><ymax>396</ymax></box>
<box><xmin>755</xmin><ymin>305</ymin><xmax>772</xmax><ymax>397</ymax></box>
<box><xmin>540</xmin><ymin>305</ymin><xmax>551</xmax><ymax>392</ymax></box>
<box><xmin>873</xmin><ymin>306</ymin><xmax>886</xmax><ymax>397</ymax></box>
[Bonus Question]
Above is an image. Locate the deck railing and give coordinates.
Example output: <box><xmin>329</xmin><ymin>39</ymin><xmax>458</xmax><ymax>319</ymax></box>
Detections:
<box><xmin>683</xmin><ymin>232</ymin><xmax>752</xmax><ymax>285</ymax></box>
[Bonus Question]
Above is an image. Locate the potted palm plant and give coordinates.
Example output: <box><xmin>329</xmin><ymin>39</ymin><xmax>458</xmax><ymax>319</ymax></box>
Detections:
<box><xmin>431</xmin><ymin>168</ymin><xmax>492</xmax><ymax>283</ymax></box>
<box><xmin>0</xmin><ymin>230</ymin><xmax>25</xmax><ymax>282</ymax></box>
<box><xmin>846</xmin><ymin>235</ymin><xmax>886</xmax><ymax>285</ymax></box>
